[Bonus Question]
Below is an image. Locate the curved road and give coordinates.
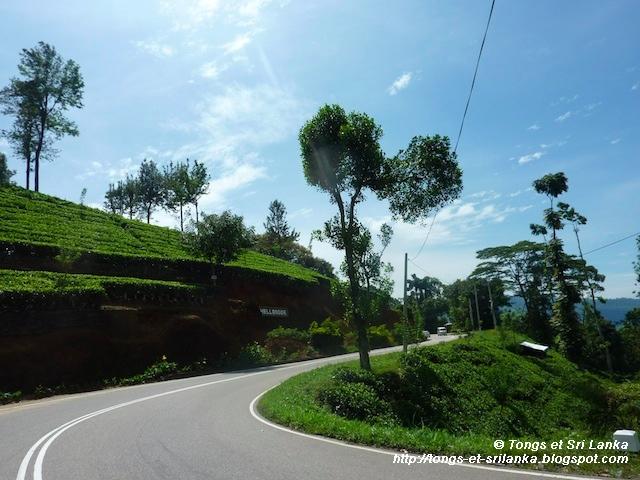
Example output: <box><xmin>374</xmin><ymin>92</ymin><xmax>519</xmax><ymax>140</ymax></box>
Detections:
<box><xmin>1</xmin><ymin>336</ymin><xmax>595</xmax><ymax>480</ymax></box>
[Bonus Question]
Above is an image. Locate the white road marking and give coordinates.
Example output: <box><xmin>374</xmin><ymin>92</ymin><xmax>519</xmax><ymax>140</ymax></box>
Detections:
<box><xmin>249</xmin><ymin>384</ymin><xmax>602</xmax><ymax>480</ymax></box>
<box><xmin>15</xmin><ymin>340</ymin><xmax>449</xmax><ymax>480</ymax></box>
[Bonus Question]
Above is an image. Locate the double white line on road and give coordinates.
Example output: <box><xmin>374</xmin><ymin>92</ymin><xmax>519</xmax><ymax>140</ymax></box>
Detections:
<box><xmin>15</xmin><ymin>365</ymin><xmax>304</xmax><ymax>480</ymax></box>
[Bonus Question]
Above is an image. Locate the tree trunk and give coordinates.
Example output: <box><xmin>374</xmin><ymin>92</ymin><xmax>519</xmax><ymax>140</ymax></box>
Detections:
<box><xmin>147</xmin><ymin>208</ymin><xmax>151</xmax><ymax>224</ymax></box>
<box><xmin>25</xmin><ymin>158</ymin><xmax>30</xmax><ymax>190</ymax></box>
<box><xmin>195</xmin><ymin>202</ymin><xmax>199</xmax><ymax>223</ymax></box>
<box><xmin>179</xmin><ymin>204</ymin><xmax>184</xmax><ymax>232</ymax></box>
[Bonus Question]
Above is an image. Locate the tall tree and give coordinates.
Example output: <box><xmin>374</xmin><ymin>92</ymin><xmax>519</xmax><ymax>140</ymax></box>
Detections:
<box><xmin>531</xmin><ymin>172</ymin><xmax>583</xmax><ymax>362</ymax></box>
<box><xmin>104</xmin><ymin>182</ymin><xmax>124</xmax><ymax>215</ymax></box>
<box><xmin>136</xmin><ymin>159</ymin><xmax>165</xmax><ymax>224</ymax></box>
<box><xmin>185</xmin><ymin>211</ymin><xmax>254</xmax><ymax>267</ymax></box>
<box><xmin>164</xmin><ymin>161</ymin><xmax>190</xmax><ymax>232</ymax></box>
<box><xmin>299</xmin><ymin>104</ymin><xmax>462</xmax><ymax>369</ymax></box>
<box><xmin>0</xmin><ymin>42</ymin><xmax>84</xmax><ymax>192</ymax></box>
<box><xmin>185</xmin><ymin>160</ymin><xmax>210</xmax><ymax>223</ymax></box>
<box><xmin>0</xmin><ymin>152</ymin><xmax>15</xmax><ymax>185</ymax></box>
<box><xmin>264</xmin><ymin>199</ymin><xmax>299</xmax><ymax>242</ymax></box>
<box><xmin>474</xmin><ymin>241</ymin><xmax>552</xmax><ymax>342</ymax></box>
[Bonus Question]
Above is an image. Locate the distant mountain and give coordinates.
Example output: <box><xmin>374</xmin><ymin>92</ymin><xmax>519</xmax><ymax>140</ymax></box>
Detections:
<box><xmin>507</xmin><ymin>297</ymin><xmax>640</xmax><ymax>325</ymax></box>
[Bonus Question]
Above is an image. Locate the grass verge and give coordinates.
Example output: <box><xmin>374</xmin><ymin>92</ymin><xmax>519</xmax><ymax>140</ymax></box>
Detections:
<box><xmin>258</xmin><ymin>333</ymin><xmax>640</xmax><ymax>477</ymax></box>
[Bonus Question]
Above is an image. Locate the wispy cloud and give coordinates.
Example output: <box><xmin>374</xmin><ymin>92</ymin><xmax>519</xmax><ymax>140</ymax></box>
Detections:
<box><xmin>222</xmin><ymin>32</ymin><xmax>253</xmax><ymax>55</ymax></box>
<box><xmin>555</xmin><ymin>111</ymin><xmax>572</xmax><ymax>122</ymax></box>
<box><xmin>527</xmin><ymin>124</ymin><xmax>540</xmax><ymax>131</ymax></box>
<box><xmin>387</xmin><ymin>72</ymin><xmax>412</xmax><ymax>96</ymax></box>
<box><xmin>632</xmin><ymin>82</ymin><xmax>639</xmax><ymax>91</ymax></box>
<box><xmin>133</xmin><ymin>40</ymin><xmax>175</xmax><ymax>58</ymax></box>
<box><xmin>610</xmin><ymin>138</ymin><xmax>621</xmax><ymax>145</ymax></box>
<box><xmin>518</xmin><ymin>151</ymin><xmax>545</xmax><ymax>165</ymax></box>
<box><xmin>199</xmin><ymin>61</ymin><xmax>227</xmax><ymax>79</ymax></box>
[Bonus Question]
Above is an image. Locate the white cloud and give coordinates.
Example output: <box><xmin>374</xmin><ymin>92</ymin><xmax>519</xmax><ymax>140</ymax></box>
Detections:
<box><xmin>527</xmin><ymin>124</ymin><xmax>540</xmax><ymax>131</ymax></box>
<box><xmin>133</xmin><ymin>40</ymin><xmax>175</xmax><ymax>58</ymax></box>
<box><xmin>163</xmin><ymin>83</ymin><xmax>311</xmax><ymax>208</ymax></box>
<box><xmin>161</xmin><ymin>0</ymin><xmax>222</xmax><ymax>31</ymax></box>
<box><xmin>555</xmin><ymin>111</ymin><xmax>572</xmax><ymax>122</ymax></box>
<box><xmin>222</xmin><ymin>33</ymin><xmax>253</xmax><ymax>55</ymax></box>
<box><xmin>199</xmin><ymin>61</ymin><xmax>227</xmax><ymax>79</ymax></box>
<box><xmin>632</xmin><ymin>82</ymin><xmax>639</xmax><ymax>91</ymax></box>
<box><xmin>289</xmin><ymin>207</ymin><xmax>313</xmax><ymax>219</ymax></box>
<box><xmin>610</xmin><ymin>138</ymin><xmax>621</xmax><ymax>145</ymax></box>
<box><xmin>387</xmin><ymin>72</ymin><xmax>412</xmax><ymax>96</ymax></box>
<box><xmin>518</xmin><ymin>151</ymin><xmax>545</xmax><ymax>165</ymax></box>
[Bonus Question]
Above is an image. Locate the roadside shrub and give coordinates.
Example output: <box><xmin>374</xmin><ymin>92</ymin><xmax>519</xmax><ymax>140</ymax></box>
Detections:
<box><xmin>0</xmin><ymin>390</ymin><xmax>22</xmax><ymax>404</ymax></box>
<box><xmin>367</xmin><ymin>324</ymin><xmax>394</xmax><ymax>349</ymax></box>
<box><xmin>318</xmin><ymin>381</ymin><xmax>394</xmax><ymax>423</ymax></box>
<box><xmin>266</xmin><ymin>326</ymin><xmax>310</xmax><ymax>353</ymax></box>
<box><xmin>117</xmin><ymin>356</ymin><xmax>179</xmax><ymax>386</ymax></box>
<box><xmin>309</xmin><ymin>318</ymin><xmax>344</xmax><ymax>353</ymax></box>
<box><xmin>235</xmin><ymin>342</ymin><xmax>274</xmax><ymax>368</ymax></box>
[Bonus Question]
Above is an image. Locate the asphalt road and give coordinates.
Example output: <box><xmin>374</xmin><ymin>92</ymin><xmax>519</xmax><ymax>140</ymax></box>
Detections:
<box><xmin>0</xmin><ymin>336</ymin><xmax>596</xmax><ymax>480</ymax></box>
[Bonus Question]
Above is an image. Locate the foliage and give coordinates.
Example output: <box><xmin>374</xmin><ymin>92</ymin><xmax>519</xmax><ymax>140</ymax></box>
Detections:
<box><xmin>0</xmin><ymin>152</ymin><xmax>15</xmax><ymax>185</ymax></box>
<box><xmin>185</xmin><ymin>210</ymin><xmax>254</xmax><ymax>266</ymax></box>
<box><xmin>444</xmin><ymin>278</ymin><xmax>508</xmax><ymax>332</ymax></box>
<box><xmin>235</xmin><ymin>342</ymin><xmax>274</xmax><ymax>368</ymax></box>
<box><xmin>620</xmin><ymin>308</ymin><xmax>640</xmax><ymax>373</ymax></box>
<box><xmin>407</xmin><ymin>274</ymin><xmax>449</xmax><ymax>332</ymax></box>
<box><xmin>136</xmin><ymin>159</ymin><xmax>166</xmax><ymax>224</ymax></box>
<box><xmin>0</xmin><ymin>185</ymin><xmax>332</xmax><ymax>283</ymax></box>
<box><xmin>309</xmin><ymin>318</ymin><xmax>344</xmax><ymax>353</ymax></box>
<box><xmin>318</xmin><ymin>380</ymin><xmax>394</xmax><ymax>424</ymax></box>
<box><xmin>0</xmin><ymin>390</ymin><xmax>22</xmax><ymax>405</ymax></box>
<box><xmin>530</xmin><ymin>172</ymin><xmax>583</xmax><ymax>361</ymax></box>
<box><xmin>259</xmin><ymin>333</ymin><xmax>640</xmax><ymax>477</ymax></box>
<box><xmin>299</xmin><ymin>104</ymin><xmax>462</xmax><ymax>369</ymax></box>
<box><xmin>185</xmin><ymin>159</ymin><xmax>210</xmax><ymax>223</ymax></box>
<box><xmin>367</xmin><ymin>324</ymin><xmax>394</xmax><ymax>348</ymax></box>
<box><xmin>0</xmin><ymin>41</ymin><xmax>84</xmax><ymax>191</ymax></box>
<box><xmin>474</xmin><ymin>241</ymin><xmax>552</xmax><ymax>342</ymax></box>
<box><xmin>115</xmin><ymin>356</ymin><xmax>179</xmax><ymax>386</ymax></box>
<box><xmin>265</xmin><ymin>326</ymin><xmax>312</xmax><ymax>359</ymax></box>
<box><xmin>163</xmin><ymin>160</ymin><xmax>191</xmax><ymax>231</ymax></box>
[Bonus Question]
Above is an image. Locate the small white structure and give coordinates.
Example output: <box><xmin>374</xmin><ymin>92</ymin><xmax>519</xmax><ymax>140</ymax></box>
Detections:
<box><xmin>613</xmin><ymin>430</ymin><xmax>640</xmax><ymax>452</ymax></box>
<box><xmin>437</xmin><ymin>326</ymin><xmax>447</xmax><ymax>336</ymax></box>
<box><xmin>422</xmin><ymin>330</ymin><xmax>431</xmax><ymax>340</ymax></box>
<box><xmin>519</xmin><ymin>341</ymin><xmax>549</xmax><ymax>357</ymax></box>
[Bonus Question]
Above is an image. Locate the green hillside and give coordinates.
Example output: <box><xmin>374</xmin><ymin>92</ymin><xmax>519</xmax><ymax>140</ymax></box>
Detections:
<box><xmin>260</xmin><ymin>331</ymin><xmax>640</xmax><ymax>476</ymax></box>
<box><xmin>0</xmin><ymin>186</ymin><xmax>326</xmax><ymax>284</ymax></box>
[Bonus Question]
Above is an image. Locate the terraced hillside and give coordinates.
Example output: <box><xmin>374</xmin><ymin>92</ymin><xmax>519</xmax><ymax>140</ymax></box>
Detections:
<box><xmin>0</xmin><ymin>185</ymin><xmax>326</xmax><ymax>284</ymax></box>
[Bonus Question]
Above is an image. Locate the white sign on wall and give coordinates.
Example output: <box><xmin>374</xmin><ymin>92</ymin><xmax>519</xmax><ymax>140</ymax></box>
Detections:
<box><xmin>259</xmin><ymin>307</ymin><xmax>289</xmax><ymax>318</ymax></box>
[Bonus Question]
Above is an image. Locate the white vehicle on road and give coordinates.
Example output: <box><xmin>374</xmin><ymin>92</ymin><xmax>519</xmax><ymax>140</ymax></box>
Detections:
<box><xmin>437</xmin><ymin>326</ymin><xmax>447</xmax><ymax>336</ymax></box>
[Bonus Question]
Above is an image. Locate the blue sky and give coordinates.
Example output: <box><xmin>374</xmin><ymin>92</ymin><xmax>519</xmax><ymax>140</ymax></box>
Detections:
<box><xmin>1</xmin><ymin>0</ymin><xmax>638</xmax><ymax>297</ymax></box>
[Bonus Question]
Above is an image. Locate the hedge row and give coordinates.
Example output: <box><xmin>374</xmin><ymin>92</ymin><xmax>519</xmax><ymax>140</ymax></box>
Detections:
<box><xmin>0</xmin><ymin>269</ymin><xmax>207</xmax><ymax>311</ymax></box>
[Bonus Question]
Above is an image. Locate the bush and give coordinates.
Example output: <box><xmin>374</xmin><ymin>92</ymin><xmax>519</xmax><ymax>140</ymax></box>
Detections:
<box><xmin>367</xmin><ymin>324</ymin><xmax>394</xmax><ymax>349</ymax></box>
<box><xmin>318</xmin><ymin>381</ymin><xmax>394</xmax><ymax>423</ymax></box>
<box><xmin>265</xmin><ymin>326</ymin><xmax>312</xmax><ymax>359</ymax></box>
<box><xmin>0</xmin><ymin>390</ymin><xmax>22</xmax><ymax>404</ymax></box>
<box><xmin>116</xmin><ymin>356</ymin><xmax>179</xmax><ymax>386</ymax></box>
<box><xmin>309</xmin><ymin>318</ymin><xmax>344</xmax><ymax>353</ymax></box>
<box><xmin>235</xmin><ymin>342</ymin><xmax>274</xmax><ymax>368</ymax></box>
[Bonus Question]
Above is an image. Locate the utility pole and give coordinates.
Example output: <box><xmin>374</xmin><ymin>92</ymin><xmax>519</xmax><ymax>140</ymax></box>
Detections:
<box><xmin>487</xmin><ymin>281</ymin><xmax>497</xmax><ymax>329</ymax></box>
<box><xmin>402</xmin><ymin>252</ymin><xmax>408</xmax><ymax>353</ymax></box>
<box><xmin>468</xmin><ymin>297</ymin><xmax>475</xmax><ymax>331</ymax></box>
<box><xmin>473</xmin><ymin>283</ymin><xmax>482</xmax><ymax>331</ymax></box>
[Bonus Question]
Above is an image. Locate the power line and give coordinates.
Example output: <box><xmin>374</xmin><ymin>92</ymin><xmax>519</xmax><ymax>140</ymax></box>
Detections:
<box><xmin>453</xmin><ymin>0</ymin><xmax>496</xmax><ymax>154</ymax></box>
<box><xmin>408</xmin><ymin>258</ymin><xmax>429</xmax><ymax>275</ymax></box>
<box><xmin>583</xmin><ymin>231</ymin><xmax>640</xmax><ymax>256</ymax></box>
<box><xmin>411</xmin><ymin>212</ymin><xmax>438</xmax><ymax>260</ymax></box>
<box><xmin>410</xmin><ymin>0</ymin><xmax>495</xmax><ymax>263</ymax></box>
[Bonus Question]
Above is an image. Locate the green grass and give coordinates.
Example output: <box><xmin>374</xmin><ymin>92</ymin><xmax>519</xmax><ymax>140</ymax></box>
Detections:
<box><xmin>0</xmin><ymin>269</ymin><xmax>202</xmax><ymax>295</ymax></box>
<box><xmin>259</xmin><ymin>332</ymin><xmax>640</xmax><ymax>477</ymax></box>
<box><xmin>0</xmin><ymin>185</ymin><xmax>326</xmax><ymax>284</ymax></box>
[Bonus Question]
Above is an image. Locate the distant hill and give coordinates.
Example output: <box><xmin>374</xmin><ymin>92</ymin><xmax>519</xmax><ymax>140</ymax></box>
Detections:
<box><xmin>508</xmin><ymin>296</ymin><xmax>640</xmax><ymax>325</ymax></box>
